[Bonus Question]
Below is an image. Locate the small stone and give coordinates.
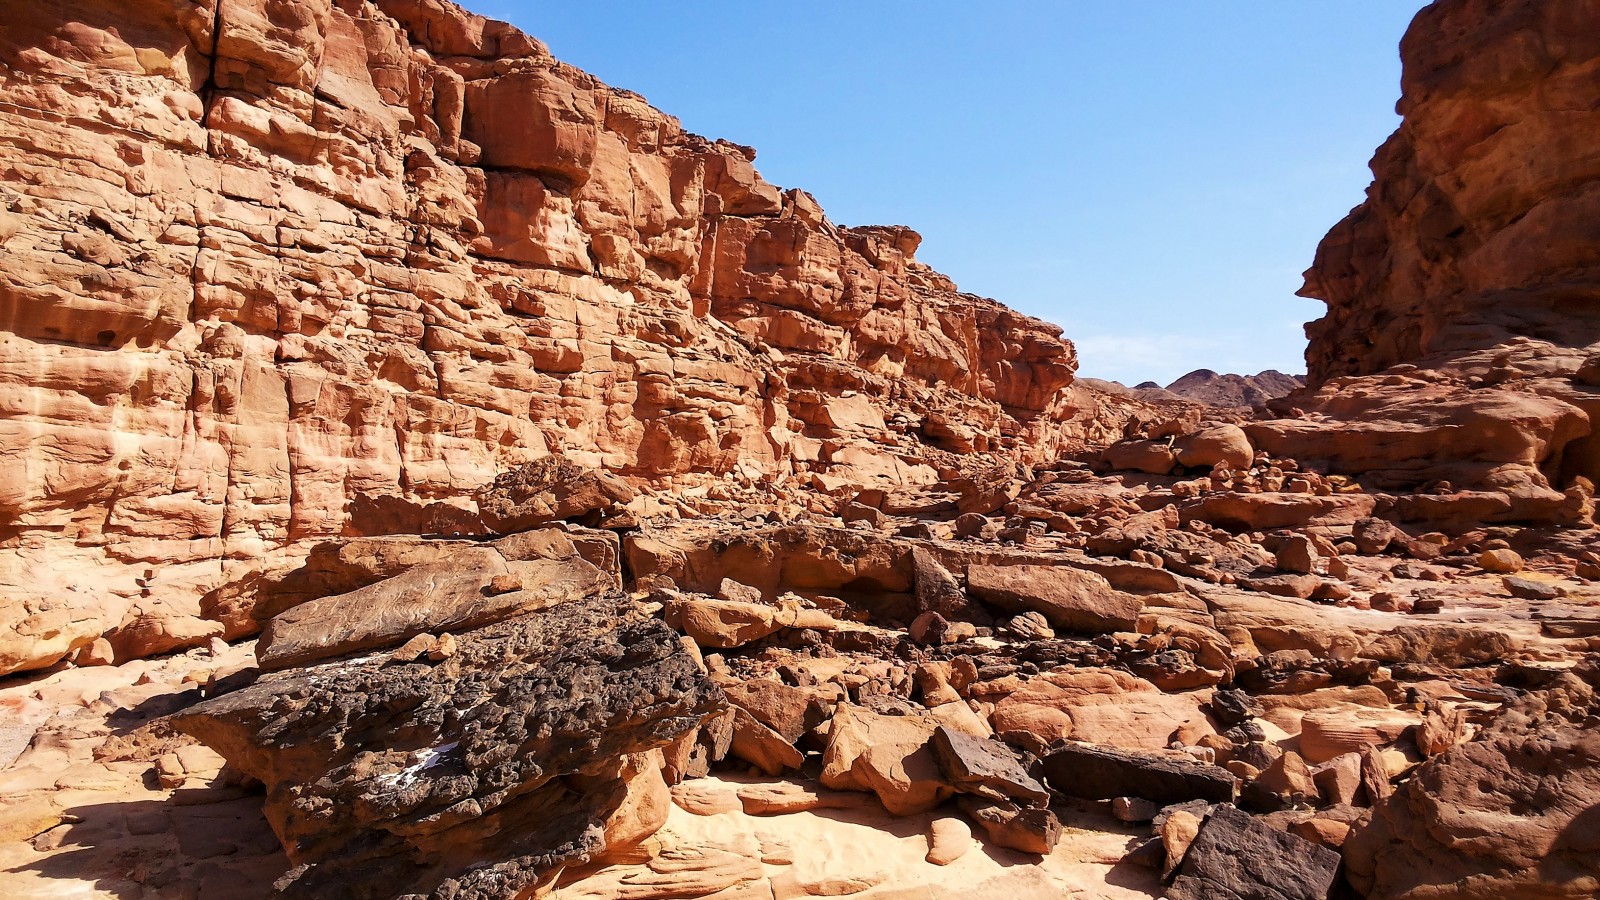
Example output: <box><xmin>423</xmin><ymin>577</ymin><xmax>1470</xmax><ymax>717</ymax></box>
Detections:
<box><xmin>426</xmin><ymin>632</ymin><xmax>457</xmax><ymax>661</ymax></box>
<box><xmin>1503</xmin><ymin>576</ymin><xmax>1562</xmax><ymax>600</ymax></box>
<box><xmin>1477</xmin><ymin>549</ymin><xmax>1524</xmax><ymax>573</ymax></box>
<box><xmin>1161</xmin><ymin>809</ymin><xmax>1204</xmax><ymax>878</ymax></box>
<box><xmin>1370</xmin><ymin>592</ymin><xmax>1411</xmax><ymax>613</ymax></box>
<box><xmin>76</xmin><ymin>637</ymin><xmax>115</xmax><ymax>667</ymax></box>
<box><xmin>926</xmin><ymin>816</ymin><xmax>972</xmax><ymax>865</ymax></box>
<box><xmin>390</xmin><ymin>633</ymin><xmax>439</xmax><ymax>663</ymax></box>
<box><xmin>1004</xmin><ymin>611</ymin><xmax>1054</xmax><ymax>641</ymax></box>
<box><xmin>717</xmin><ymin>579</ymin><xmax>764</xmax><ymax>605</ymax></box>
<box><xmin>1277</xmin><ymin>535</ymin><xmax>1318</xmax><ymax>574</ymax></box>
<box><xmin>909</xmin><ymin>611</ymin><xmax>951</xmax><ymax>645</ymax></box>
<box><xmin>953</xmin><ymin>513</ymin><xmax>989</xmax><ymax>538</ymax></box>
<box><xmin>1410</xmin><ymin>596</ymin><xmax>1445</xmax><ymax>615</ymax></box>
<box><xmin>155</xmin><ymin>752</ymin><xmax>186</xmax><ymax>790</ymax></box>
<box><xmin>487</xmin><ymin>574</ymin><xmax>522</xmax><ymax>595</ymax></box>
<box><xmin>1111</xmin><ymin>796</ymin><xmax>1161</xmax><ymax>823</ymax></box>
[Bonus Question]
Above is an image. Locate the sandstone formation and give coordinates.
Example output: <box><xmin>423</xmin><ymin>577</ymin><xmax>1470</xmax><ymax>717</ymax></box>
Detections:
<box><xmin>2</xmin><ymin>1</ymin><xmax>1600</xmax><ymax>899</ymax></box>
<box><xmin>0</xmin><ymin>0</ymin><xmax>1104</xmax><ymax>678</ymax></box>
<box><xmin>1252</xmin><ymin>0</ymin><xmax>1600</xmax><ymax>519</ymax></box>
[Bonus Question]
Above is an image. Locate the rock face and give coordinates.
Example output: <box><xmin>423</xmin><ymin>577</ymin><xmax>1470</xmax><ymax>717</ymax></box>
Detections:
<box><xmin>0</xmin><ymin>0</ymin><xmax>1086</xmax><ymax>675</ymax></box>
<box><xmin>1300</xmin><ymin>0</ymin><xmax>1600</xmax><ymax>383</ymax></box>
<box><xmin>173</xmin><ymin>596</ymin><xmax>723</xmax><ymax>899</ymax></box>
<box><xmin>1343</xmin><ymin>675</ymin><xmax>1600</xmax><ymax>899</ymax></box>
<box><xmin>1248</xmin><ymin>0</ymin><xmax>1600</xmax><ymax>523</ymax></box>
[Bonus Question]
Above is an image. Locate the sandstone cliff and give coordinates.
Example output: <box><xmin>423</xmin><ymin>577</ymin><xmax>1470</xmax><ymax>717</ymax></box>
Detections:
<box><xmin>1252</xmin><ymin>0</ymin><xmax>1600</xmax><ymax>524</ymax></box>
<box><xmin>0</xmin><ymin>0</ymin><xmax>1115</xmax><ymax>675</ymax></box>
<box><xmin>1300</xmin><ymin>0</ymin><xmax>1600</xmax><ymax>382</ymax></box>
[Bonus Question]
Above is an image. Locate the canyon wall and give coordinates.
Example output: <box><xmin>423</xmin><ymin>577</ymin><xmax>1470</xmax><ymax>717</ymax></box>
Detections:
<box><xmin>1300</xmin><ymin>0</ymin><xmax>1600</xmax><ymax>383</ymax></box>
<box><xmin>0</xmin><ymin>0</ymin><xmax>1116</xmax><ymax>673</ymax></box>
<box><xmin>1252</xmin><ymin>0</ymin><xmax>1600</xmax><ymax>517</ymax></box>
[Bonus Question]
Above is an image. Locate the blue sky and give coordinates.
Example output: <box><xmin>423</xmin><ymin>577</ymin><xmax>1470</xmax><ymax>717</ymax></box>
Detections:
<box><xmin>470</xmin><ymin>2</ymin><xmax>1428</xmax><ymax>385</ymax></box>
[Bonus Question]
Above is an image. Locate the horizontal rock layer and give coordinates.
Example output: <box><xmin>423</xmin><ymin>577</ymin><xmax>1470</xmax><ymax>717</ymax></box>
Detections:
<box><xmin>0</xmin><ymin>0</ymin><xmax>1109</xmax><ymax>675</ymax></box>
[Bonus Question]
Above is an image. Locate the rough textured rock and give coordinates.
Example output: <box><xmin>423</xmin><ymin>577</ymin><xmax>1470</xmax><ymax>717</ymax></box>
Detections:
<box><xmin>1300</xmin><ymin>0</ymin><xmax>1600</xmax><ymax>384</ymax></box>
<box><xmin>0</xmin><ymin>0</ymin><xmax>1091</xmax><ymax>675</ymax></box>
<box><xmin>1256</xmin><ymin>0</ymin><xmax>1600</xmax><ymax>520</ymax></box>
<box><xmin>172</xmin><ymin>596</ymin><xmax>723</xmax><ymax>899</ymax></box>
<box><xmin>967</xmin><ymin>564</ymin><xmax>1142</xmax><ymax>634</ymax></box>
<box><xmin>1343</xmin><ymin>676</ymin><xmax>1600</xmax><ymax>899</ymax></box>
<box><xmin>256</xmin><ymin>539</ymin><xmax>612</xmax><ymax>670</ymax></box>
<box><xmin>1166</xmin><ymin>805</ymin><xmax>1342</xmax><ymax>900</ymax></box>
<box><xmin>1041</xmin><ymin>742</ymin><xmax>1236</xmax><ymax>805</ymax></box>
<box><xmin>475</xmin><ymin>456</ymin><xmax>636</xmax><ymax>532</ymax></box>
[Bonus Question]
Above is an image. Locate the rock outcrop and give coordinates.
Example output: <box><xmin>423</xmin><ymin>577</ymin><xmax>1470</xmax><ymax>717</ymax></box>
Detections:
<box><xmin>1300</xmin><ymin>0</ymin><xmax>1600</xmax><ymax>383</ymax></box>
<box><xmin>0</xmin><ymin>0</ymin><xmax>1089</xmax><ymax>676</ymax></box>
<box><xmin>1343</xmin><ymin>672</ymin><xmax>1600</xmax><ymax>899</ymax></box>
<box><xmin>173</xmin><ymin>595</ymin><xmax>722</xmax><ymax>899</ymax></box>
<box><xmin>1246</xmin><ymin>0</ymin><xmax>1600</xmax><ymax>524</ymax></box>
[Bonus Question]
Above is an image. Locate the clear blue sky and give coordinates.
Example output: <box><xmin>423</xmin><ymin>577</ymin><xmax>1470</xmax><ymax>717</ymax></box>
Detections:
<box><xmin>470</xmin><ymin>2</ymin><xmax>1428</xmax><ymax>385</ymax></box>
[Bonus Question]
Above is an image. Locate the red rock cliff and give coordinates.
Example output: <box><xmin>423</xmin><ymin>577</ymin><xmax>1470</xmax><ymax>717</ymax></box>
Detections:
<box><xmin>0</xmin><ymin>0</ymin><xmax>1094</xmax><ymax>674</ymax></box>
<box><xmin>1299</xmin><ymin>0</ymin><xmax>1600</xmax><ymax>384</ymax></box>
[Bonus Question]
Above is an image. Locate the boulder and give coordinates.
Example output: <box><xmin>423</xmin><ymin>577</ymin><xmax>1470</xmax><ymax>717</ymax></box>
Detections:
<box><xmin>930</xmin><ymin>725</ymin><xmax>1050</xmax><ymax>805</ymax></box>
<box><xmin>991</xmin><ymin>668</ymin><xmax>1216</xmax><ymax>750</ymax></box>
<box><xmin>256</xmin><ymin>543</ymin><xmax>611</xmax><ymax>670</ymax></box>
<box><xmin>1105</xmin><ymin>440</ymin><xmax>1178</xmax><ymax>475</ymax></box>
<box><xmin>1041</xmin><ymin>742</ymin><xmax>1236</xmax><ymax>805</ymax></box>
<box><xmin>1174</xmin><ymin>424</ymin><xmax>1254</xmax><ymax>470</ymax></box>
<box><xmin>476</xmin><ymin>457</ymin><xmax>636</xmax><ymax>533</ymax></box>
<box><xmin>662</xmin><ymin>596</ymin><xmax>781</xmax><ymax>649</ymax></box>
<box><xmin>1167</xmin><ymin>805</ymin><xmax>1341</xmax><ymax>900</ymax></box>
<box><xmin>967</xmin><ymin>564</ymin><xmax>1141</xmax><ymax>634</ymax></box>
<box><xmin>1298</xmin><ymin>706</ymin><xmax>1420</xmax><ymax>764</ymax></box>
<box><xmin>956</xmin><ymin>795</ymin><xmax>1062</xmax><ymax>855</ymax></box>
<box><xmin>172</xmin><ymin>597</ymin><xmax>723</xmax><ymax>899</ymax></box>
<box><xmin>727</xmin><ymin>707</ymin><xmax>804</xmax><ymax>776</ymax></box>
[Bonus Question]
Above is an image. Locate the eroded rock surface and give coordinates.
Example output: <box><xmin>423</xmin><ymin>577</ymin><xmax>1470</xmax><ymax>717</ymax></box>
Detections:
<box><xmin>172</xmin><ymin>596</ymin><xmax>722</xmax><ymax>899</ymax></box>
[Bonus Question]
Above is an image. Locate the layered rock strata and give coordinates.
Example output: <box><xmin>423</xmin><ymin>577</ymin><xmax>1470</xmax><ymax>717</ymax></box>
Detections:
<box><xmin>1250</xmin><ymin>0</ymin><xmax>1600</xmax><ymax>516</ymax></box>
<box><xmin>0</xmin><ymin>0</ymin><xmax>1095</xmax><ymax>676</ymax></box>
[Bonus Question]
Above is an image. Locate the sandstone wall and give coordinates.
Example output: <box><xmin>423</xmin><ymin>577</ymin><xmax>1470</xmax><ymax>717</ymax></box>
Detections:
<box><xmin>1299</xmin><ymin>0</ymin><xmax>1600</xmax><ymax>384</ymax></box>
<box><xmin>0</xmin><ymin>0</ymin><xmax>1091</xmax><ymax>673</ymax></box>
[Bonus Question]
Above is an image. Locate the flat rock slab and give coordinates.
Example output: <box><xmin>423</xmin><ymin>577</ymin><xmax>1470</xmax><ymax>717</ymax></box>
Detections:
<box><xmin>174</xmin><ymin>596</ymin><xmax>723</xmax><ymax>900</ymax></box>
<box><xmin>1042</xmin><ymin>742</ymin><xmax>1236</xmax><ymax>805</ymax></box>
<box><xmin>256</xmin><ymin>544</ymin><xmax>611</xmax><ymax>670</ymax></box>
<box><xmin>931</xmin><ymin>725</ymin><xmax>1049</xmax><ymax>805</ymax></box>
<box><xmin>967</xmin><ymin>564</ymin><xmax>1142</xmax><ymax>634</ymax></box>
<box><xmin>1167</xmin><ymin>805</ymin><xmax>1340</xmax><ymax>900</ymax></box>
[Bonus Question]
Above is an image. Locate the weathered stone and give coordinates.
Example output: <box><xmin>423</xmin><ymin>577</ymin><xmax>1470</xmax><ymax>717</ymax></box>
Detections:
<box><xmin>967</xmin><ymin>564</ymin><xmax>1141</xmax><ymax>634</ymax></box>
<box><xmin>1041</xmin><ymin>742</ymin><xmax>1236</xmax><ymax>805</ymax></box>
<box><xmin>1344</xmin><ymin>676</ymin><xmax>1600</xmax><ymax>899</ymax></box>
<box><xmin>173</xmin><ymin>597</ymin><xmax>723</xmax><ymax>899</ymax></box>
<box><xmin>956</xmin><ymin>795</ymin><xmax>1062</xmax><ymax>855</ymax></box>
<box><xmin>926</xmin><ymin>815</ymin><xmax>972</xmax><ymax>865</ymax></box>
<box><xmin>256</xmin><ymin>544</ymin><xmax>611</xmax><ymax>670</ymax></box>
<box><xmin>930</xmin><ymin>725</ymin><xmax>1049</xmax><ymax>805</ymax></box>
<box><xmin>1167</xmin><ymin>805</ymin><xmax>1341</xmax><ymax>900</ymax></box>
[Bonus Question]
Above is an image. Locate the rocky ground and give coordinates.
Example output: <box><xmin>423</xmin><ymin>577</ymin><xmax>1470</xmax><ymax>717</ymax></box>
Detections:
<box><xmin>2</xmin><ymin>444</ymin><xmax>1598</xmax><ymax>899</ymax></box>
<box><xmin>2</xmin><ymin>0</ymin><xmax>1600</xmax><ymax>897</ymax></box>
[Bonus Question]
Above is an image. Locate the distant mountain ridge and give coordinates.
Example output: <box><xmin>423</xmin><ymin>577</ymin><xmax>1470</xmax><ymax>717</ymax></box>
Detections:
<box><xmin>1107</xmin><ymin>368</ymin><xmax>1305</xmax><ymax>407</ymax></box>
